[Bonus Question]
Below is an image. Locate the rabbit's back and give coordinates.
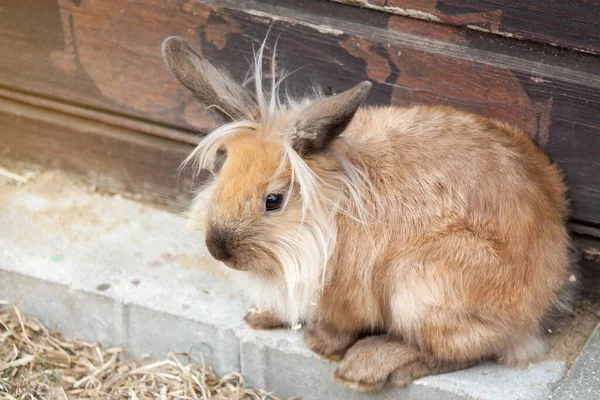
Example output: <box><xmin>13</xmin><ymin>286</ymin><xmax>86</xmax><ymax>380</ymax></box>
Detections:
<box><xmin>345</xmin><ymin>105</ymin><xmax>567</xmax><ymax>233</ymax></box>
<box><xmin>327</xmin><ymin>105</ymin><xmax>571</xmax><ymax>349</ymax></box>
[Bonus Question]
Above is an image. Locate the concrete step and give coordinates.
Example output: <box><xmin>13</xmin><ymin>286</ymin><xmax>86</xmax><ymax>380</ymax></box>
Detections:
<box><xmin>551</xmin><ymin>323</ymin><xmax>600</xmax><ymax>400</ymax></box>
<box><xmin>0</xmin><ymin>169</ymin><xmax>572</xmax><ymax>399</ymax></box>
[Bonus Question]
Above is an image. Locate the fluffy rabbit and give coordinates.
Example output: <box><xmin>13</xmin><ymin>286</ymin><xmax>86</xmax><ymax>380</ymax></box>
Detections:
<box><xmin>162</xmin><ymin>36</ymin><xmax>576</xmax><ymax>391</ymax></box>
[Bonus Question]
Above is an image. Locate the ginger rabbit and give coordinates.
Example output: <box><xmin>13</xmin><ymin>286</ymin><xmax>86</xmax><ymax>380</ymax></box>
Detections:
<box><xmin>162</xmin><ymin>36</ymin><xmax>575</xmax><ymax>391</ymax></box>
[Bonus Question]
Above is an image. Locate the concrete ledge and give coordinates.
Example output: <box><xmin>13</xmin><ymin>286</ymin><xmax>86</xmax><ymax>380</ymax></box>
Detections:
<box><xmin>0</xmin><ymin>171</ymin><xmax>567</xmax><ymax>399</ymax></box>
<box><xmin>551</xmin><ymin>323</ymin><xmax>600</xmax><ymax>400</ymax></box>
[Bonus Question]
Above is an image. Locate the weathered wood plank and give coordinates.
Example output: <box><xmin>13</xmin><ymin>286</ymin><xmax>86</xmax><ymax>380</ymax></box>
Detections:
<box><xmin>0</xmin><ymin>0</ymin><xmax>216</xmax><ymax>132</ymax></box>
<box><xmin>0</xmin><ymin>0</ymin><xmax>598</xmax><ymax>226</ymax></box>
<box><xmin>0</xmin><ymin>95</ymin><xmax>199</xmax><ymax>209</ymax></box>
<box><xmin>332</xmin><ymin>0</ymin><xmax>600</xmax><ymax>55</ymax></box>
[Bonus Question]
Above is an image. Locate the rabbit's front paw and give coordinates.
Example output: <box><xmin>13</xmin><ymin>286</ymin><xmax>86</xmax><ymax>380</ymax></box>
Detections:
<box><xmin>244</xmin><ymin>309</ymin><xmax>286</xmax><ymax>330</ymax></box>
<box><xmin>304</xmin><ymin>323</ymin><xmax>357</xmax><ymax>361</ymax></box>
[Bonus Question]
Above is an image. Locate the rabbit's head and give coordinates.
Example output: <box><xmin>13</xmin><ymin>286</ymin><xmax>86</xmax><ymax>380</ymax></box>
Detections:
<box><xmin>162</xmin><ymin>37</ymin><xmax>371</xmax><ymax>321</ymax></box>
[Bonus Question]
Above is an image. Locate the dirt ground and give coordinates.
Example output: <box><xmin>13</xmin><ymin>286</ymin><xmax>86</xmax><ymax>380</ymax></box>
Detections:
<box><xmin>545</xmin><ymin>297</ymin><xmax>599</xmax><ymax>368</ymax></box>
<box><xmin>1</xmin><ymin>158</ymin><xmax>599</xmax><ymax>374</ymax></box>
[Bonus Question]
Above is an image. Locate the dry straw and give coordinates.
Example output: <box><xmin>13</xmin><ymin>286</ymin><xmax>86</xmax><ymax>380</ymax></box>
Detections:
<box><xmin>0</xmin><ymin>301</ymin><xmax>283</xmax><ymax>400</ymax></box>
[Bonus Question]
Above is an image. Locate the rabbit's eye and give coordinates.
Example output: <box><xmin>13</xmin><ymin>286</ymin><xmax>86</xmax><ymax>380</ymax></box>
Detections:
<box><xmin>265</xmin><ymin>193</ymin><xmax>283</xmax><ymax>212</ymax></box>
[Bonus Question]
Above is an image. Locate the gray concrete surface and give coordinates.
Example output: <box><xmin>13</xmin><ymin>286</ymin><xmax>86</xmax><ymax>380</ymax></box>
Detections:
<box><xmin>551</xmin><ymin>323</ymin><xmax>600</xmax><ymax>400</ymax></box>
<box><xmin>0</xmin><ymin>171</ymin><xmax>568</xmax><ymax>399</ymax></box>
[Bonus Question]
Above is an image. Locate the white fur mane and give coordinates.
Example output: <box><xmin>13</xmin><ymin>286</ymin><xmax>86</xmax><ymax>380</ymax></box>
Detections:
<box><xmin>183</xmin><ymin>36</ymin><xmax>373</xmax><ymax>326</ymax></box>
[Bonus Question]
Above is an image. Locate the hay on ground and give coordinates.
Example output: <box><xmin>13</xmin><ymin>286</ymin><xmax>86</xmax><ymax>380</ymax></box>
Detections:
<box><xmin>0</xmin><ymin>301</ymin><xmax>282</xmax><ymax>400</ymax></box>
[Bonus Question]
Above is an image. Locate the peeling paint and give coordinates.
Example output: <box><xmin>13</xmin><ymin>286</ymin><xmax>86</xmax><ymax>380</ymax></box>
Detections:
<box><xmin>331</xmin><ymin>0</ymin><xmax>442</xmax><ymax>22</ymax></box>
<box><xmin>531</xmin><ymin>76</ymin><xmax>550</xmax><ymax>83</ymax></box>
<box><xmin>466</xmin><ymin>25</ymin><xmax>524</xmax><ymax>40</ymax></box>
<box><xmin>382</xmin><ymin>6</ymin><xmax>442</xmax><ymax>22</ymax></box>
<box><xmin>583</xmin><ymin>246</ymin><xmax>600</xmax><ymax>261</ymax></box>
<box><xmin>332</xmin><ymin>0</ymin><xmax>543</xmax><ymax>46</ymax></box>
<box><xmin>247</xmin><ymin>9</ymin><xmax>344</xmax><ymax>36</ymax></box>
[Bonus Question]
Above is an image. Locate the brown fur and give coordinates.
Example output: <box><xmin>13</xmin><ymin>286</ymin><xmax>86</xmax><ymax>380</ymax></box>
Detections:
<box><xmin>305</xmin><ymin>107</ymin><xmax>570</xmax><ymax>388</ymax></box>
<box><xmin>244</xmin><ymin>310</ymin><xmax>287</xmax><ymax>330</ymax></box>
<box><xmin>162</xmin><ymin>37</ymin><xmax>573</xmax><ymax>391</ymax></box>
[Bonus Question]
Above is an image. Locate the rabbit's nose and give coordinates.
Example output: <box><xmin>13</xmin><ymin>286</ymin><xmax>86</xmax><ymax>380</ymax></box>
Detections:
<box><xmin>205</xmin><ymin>227</ymin><xmax>233</xmax><ymax>262</ymax></box>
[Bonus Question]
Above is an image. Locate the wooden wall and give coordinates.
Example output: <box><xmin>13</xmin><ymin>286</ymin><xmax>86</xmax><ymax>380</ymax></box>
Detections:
<box><xmin>0</xmin><ymin>0</ymin><xmax>599</xmax><ymax>236</ymax></box>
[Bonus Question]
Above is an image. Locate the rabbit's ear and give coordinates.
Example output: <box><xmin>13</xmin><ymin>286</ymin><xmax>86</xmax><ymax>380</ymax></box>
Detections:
<box><xmin>292</xmin><ymin>81</ymin><xmax>372</xmax><ymax>157</ymax></box>
<box><xmin>162</xmin><ymin>37</ymin><xmax>260</xmax><ymax>124</ymax></box>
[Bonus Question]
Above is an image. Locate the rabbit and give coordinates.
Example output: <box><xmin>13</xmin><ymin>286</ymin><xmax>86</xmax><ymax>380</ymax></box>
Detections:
<box><xmin>161</xmin><ymin>36</ymin><xmax>576</xmax><ymax>392</ymax></box>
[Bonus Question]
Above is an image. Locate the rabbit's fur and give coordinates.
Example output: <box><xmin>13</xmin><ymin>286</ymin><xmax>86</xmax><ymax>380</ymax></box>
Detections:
<box><xmin>162</xmin><ymin>37</ymin><xmax>575</xmax><ymax>391</ymax></box>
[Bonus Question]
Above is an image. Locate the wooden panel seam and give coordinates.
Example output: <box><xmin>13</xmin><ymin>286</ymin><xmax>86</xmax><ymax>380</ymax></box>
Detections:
<box><xmin>0</xmin><ymin>86</ymin><xmax>202</xmax><ymax>145</ymax></box>
<box><xmin>0</xmin><ymin>96</ymin><xmax>201</xmax><ymax>208</ymax></box>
